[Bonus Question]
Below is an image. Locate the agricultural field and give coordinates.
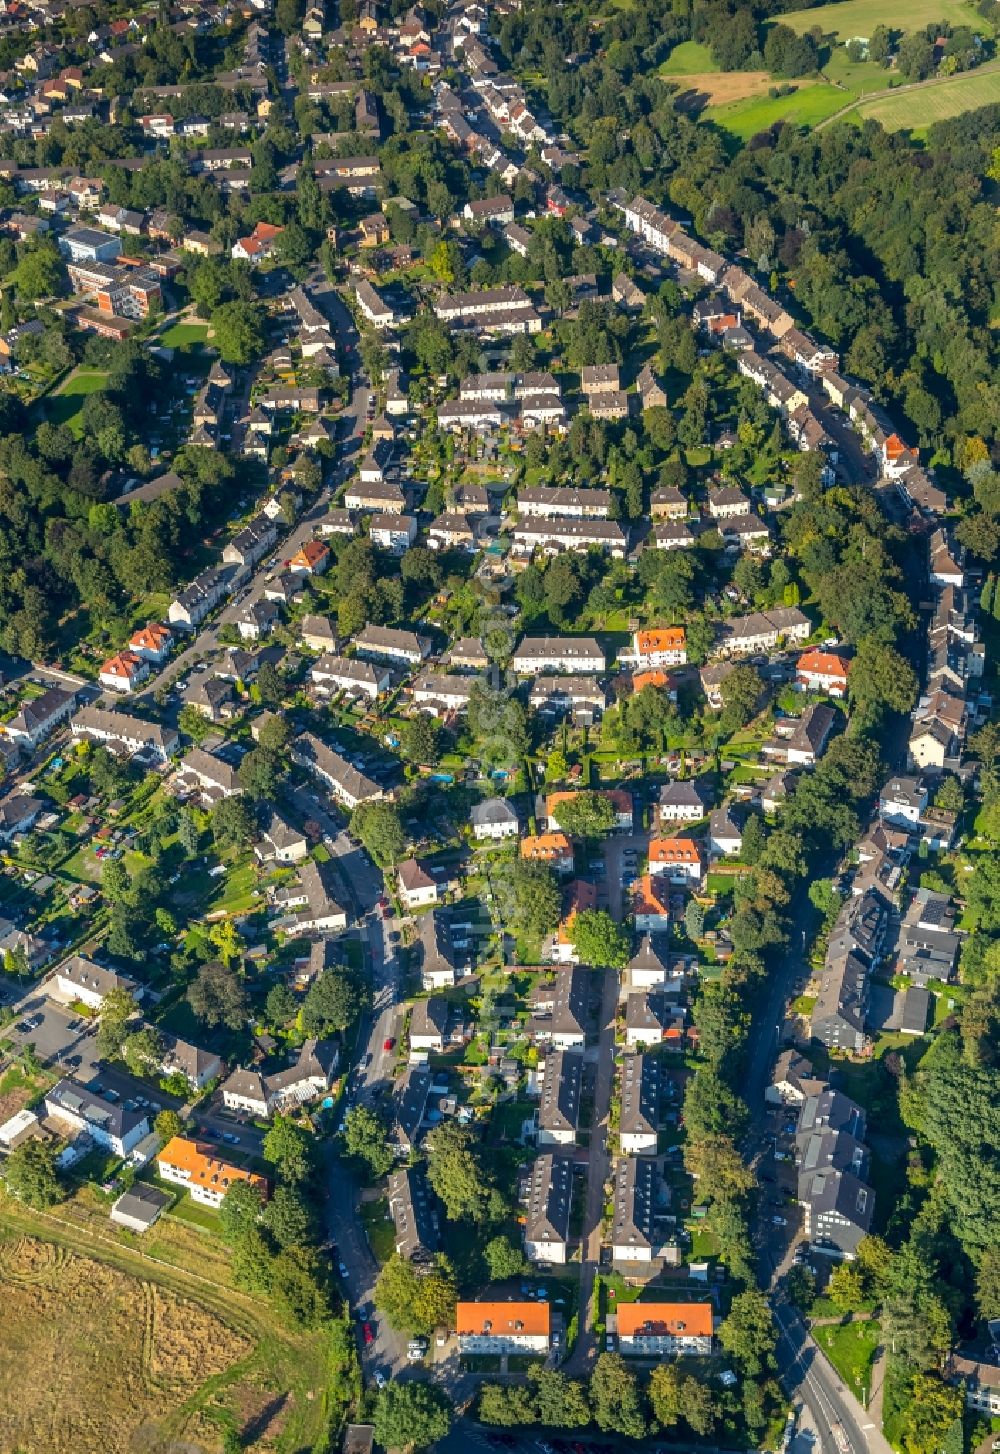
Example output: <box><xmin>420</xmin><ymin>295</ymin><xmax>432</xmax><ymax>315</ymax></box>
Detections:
<box><xmin>0</xmin><ymin>1194</ymin><xmax>345</xmax><ymax>1454</ymax></box>
<box><xmin>0</xmin><ymin>1234</ymin><xmax>250</xmax><ymax>1454</ymax></box>
<box><xmin>849</xmin><ymin>62</ymin><xmax>1000</xmax><ymax>130</ymax></box>
<box><xmin>44</xmin><ymin>369</ymin><xmax>108</xmax><ymax>435</ymax></box>
<box><xmin>779</xmin><ymin>0</ymin><xmax>993</xmax><ymax>41</ymax></box>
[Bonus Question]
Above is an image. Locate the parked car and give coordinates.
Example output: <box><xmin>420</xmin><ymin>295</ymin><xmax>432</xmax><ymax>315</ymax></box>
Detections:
<box><xmin>362</xmin><ymin>1322</ymin><xmax>374</xmax><ymax>1346</ymax></box>
<box><xmin>383</xmin><ymin>1037</ymin><xmax>395</xmax><ymax>1052</ymax></box>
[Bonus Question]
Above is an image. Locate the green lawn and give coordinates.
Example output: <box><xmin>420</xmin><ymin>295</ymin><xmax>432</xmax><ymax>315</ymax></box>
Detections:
<box><xmin>160</xmin><ymin>320</ymin><xmax>209</xmax><ymax>348</ymax></box>
<box><xmin>821</xmin><ymin>46</ymin><xmax>899</xmax><ymax>97</ymax></box>
<box><xmin>45</xmin><ymin>370</ymin><xmax>108</xmax><ymax>435</ymax></box>
<box><xmin>659</xmin><ymin>40</ymin><xmax>719</xmax><ymax>75</ymax></box>
<box><xmin>706</xmin><ymin>81</ymin><xmax>850</xmax><ymax>139</ymax></box>
<box><xmin>780</xmin><ymin>0</ymin><xmax>992</xmax><ymax>40</ymax></box>
<box><xmin>360</xmin><ymin>1197</ymin><xmax>396</xmax><ymax>1264</ymax></box>
<box><xmin>161</xmin><ymin>1184</ymin><xmax>223</xmax><ymax>1232</ymax></box>
<box><xmin>813</xmin><ymin>1319</ymin><xmax>880</xmax><ymax>1405</ymax></box>
<box><xmin>208</xmin><ymin>861</ymin><xmax>260</xmax><ymax>915</ymax></box>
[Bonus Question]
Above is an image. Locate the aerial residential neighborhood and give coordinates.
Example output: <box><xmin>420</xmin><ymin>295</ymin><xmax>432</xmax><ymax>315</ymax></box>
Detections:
<box><xmin>0</xmin><ymin>0</ymin><xmax>996</xmax><ymax>1453</ymax></box>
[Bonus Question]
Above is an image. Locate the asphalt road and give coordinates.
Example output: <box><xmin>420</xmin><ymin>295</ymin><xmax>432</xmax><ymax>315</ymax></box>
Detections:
<box><xmin>566</xmin><ymin>967</ymin><xmax>617</xmax><ymax>1377</ymax></box>
<box><xmin>285</xmin><ymin>781</ymin><xmax>411</xmax><ymax>1377</ymax></box>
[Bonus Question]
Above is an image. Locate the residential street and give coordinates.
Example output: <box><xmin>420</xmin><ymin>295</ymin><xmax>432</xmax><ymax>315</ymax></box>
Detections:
<box><xmin>566</xmin><ymin>966</ymin><xmax>618</xmax><ymax>1375</ymax></box>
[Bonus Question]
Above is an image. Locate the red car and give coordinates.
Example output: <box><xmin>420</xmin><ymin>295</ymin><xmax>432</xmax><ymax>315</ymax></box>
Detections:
<box><xmin>383</xmin><ymin>1037</ymin><xmax>395</xmax><ymax>1052</ymax></box>
<box><xmin>363</xmin><ymin>1322</ymin><xmax>374</xmax><ymax>1346</ymax></box>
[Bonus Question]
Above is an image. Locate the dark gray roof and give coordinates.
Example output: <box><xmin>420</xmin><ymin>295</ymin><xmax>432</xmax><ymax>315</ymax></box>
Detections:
<box><xmin>410</xmin><ymin>995</ymin><xmax>449</xmax><ymax>1040</ymax></box>
<box><xmin>388</xmin><ymin>1164</ymin><xmax>439</xmax><ymax>1262</ymax></box>
<box><xmin>538</xmin><ymin>1049</ymin><xmax>582</xmax><ymax>1135</ymax></box>
<box><xmin>524</xmin><ymin>1151</ymin><xmax>572</xmax><ymax>1242</ymax></box>
<box><xmin>611</xmin><ymin>1155</ymin><xmax>655</xmax><ymax>1250</ymax></box>
<box><xmin>392</xmin><ymin>1065</ymin><xmax>432</xmax><ymax>1147</ymax></box>
<box><xmin>619</xmin><ymin>1052</ymin><xmax>660</xmax><ymax>1138</ymax></box>
<box><xmin>470</xmin><ymin>797</ymin><xmax>518</xmax><ymax>828</ymax></box>
<box><xmin>46</xmin><ymin>1074</ymin><xmax>149</xmax><ymax>1140</ymax></box>
<box><xmin>416</xmin><ymin>911</ymin><xmax>456</xmax><ymax>981</ymax></box>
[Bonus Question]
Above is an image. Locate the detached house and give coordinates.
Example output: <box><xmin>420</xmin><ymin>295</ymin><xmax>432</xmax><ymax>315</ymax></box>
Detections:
<box><xmin>158</xmin><ymin>1136</ymin><xmax>270</xmax><ymax>1209</ymax></box>
<box><xmin>55</xmin><ymin>955</ymin><xmax>136</xmax><ymax>1010</ymax></box>
<box><xmin>796</xmin><ymin>649</ymin><xmax>850</xmax><ymax>698</ymax></box>
<box><xmin>6</xmin><ymin>685</ymin><xmax>76</xmax><ymax>749</ymax></box>
<box><xmin>648</xmin><ymin>837</ymin><xmax>703</xmax><ymax>884</ymax></box>
<box><xmin>397</xmin><ymin>858</ymin><xmax>441</xmax><ymax>911</ymax></box>
<box><xmin>630</xmin><ymin>628</ymin><xmax>686</xmax><ymax>669</ymax></box>
<box><xmin>470</xmin><ymin>798</ymin><xmax>519</xmax><ymax>842</ymax></box>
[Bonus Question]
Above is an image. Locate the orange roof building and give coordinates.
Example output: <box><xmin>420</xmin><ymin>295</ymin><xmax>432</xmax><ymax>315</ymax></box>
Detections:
<box><xmin>632</xmin><ymin>626</ymin><xmax>687</xmax><ymax>667</ymax></box>
<box><xmin>289</xmin><ymin>539</ymin><xmax>330</xmax><ymax>574</ymax></box>
<box><xmin>556</xmin><ymin>878</ymin><xmax>598</xmax><ymax>956</ymax></box>
<box><xmin>796</xmin><ymin>649</ymin><xmax>849</xmax><ymax>697</ymax></box>
<box><xmin>632</xmin><ymin>669</ymin><xmax>674</xmax><ymax>694</ymax></box>
<box><xmin>616</xmin><ymin>1301</ymin><xmax>713</xmax><ymax>1354</ymax></box>
<box><xmin>233</xmin><ymin>220</ymin><xmax>284</xmax><ymax>261</ymax></box>
<box><xmin>456</xmin><ymin>1300</ymin><xmax>551</xmax><ymax>1351</ymax></box>
<box><xmin>631</xmin><ymin>873</ymin><xmax>671</xmax><ymax>927</ymax></box>
<box><xmin>130</xmin><ymin>621</ymin><xmax>173</xmax><ymax>659</ymax></box>
<box><xmin>157</xmin><ymin>1136</ymin><xmax>270</xmax><ymax>1209</ymax></box>
<box><xmin>648</xmin><ymin>836</ymin><xmax>703</xmax><ymax>881</ymax></box>
<box><xmin>456</xmin><ymin>1302</ymin><xmax>549</xmax><ymax>1343</ymax></box>
<box><xmin>98</xmin><ymin>650</ymin><xmax>148</xmax><ymax>692</ymax></box>
<box><xmin>521</xmin><ymin>831</ymin><xmax>573</xmax><ymax>869</ymax></box>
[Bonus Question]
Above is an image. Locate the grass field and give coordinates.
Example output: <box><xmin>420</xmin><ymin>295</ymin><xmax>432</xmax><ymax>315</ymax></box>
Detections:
<box><xmin>705</xmin><ymin>79</ymin><xmax>852</xmax><ymax>137</ymax></box>
<box><xmin>45</xmin><ymin>369</ymin><xmax>108</xmax><ymax>435</ymax></box>
<box><xmin>849</xmin><ymin>63</ymin><xmax>1000</xmax><ymax>130</ymax></box>
<box><xmin>160</xmin><ymin>320</ymin><xmax>209</xmax><ymax>348</ymax></box>
<box><xmin>659</xmin><ymin>40</ymin><xmax>719</xmax><ymax>75</ymax></box>
<box><xmin>813</xmin><ymin>1318</ymin><xmax>880</xmax><ymax>1405</ymax></box>
<box><xmin>780</xmin><ymin>0</ymin><xmax>992</xmax><ymax>41</ymax></box>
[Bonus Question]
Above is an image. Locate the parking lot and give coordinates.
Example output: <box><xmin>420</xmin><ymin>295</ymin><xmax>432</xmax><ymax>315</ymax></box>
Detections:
<box><xmin>602</xmin><ymin>832</ymin><xmax>650</xmax><ymax>921</ymax></box>
<box><xmin>4</xmin><ymin>990</ymin><xmax>101</xmax><ymax>1077</ymax></box>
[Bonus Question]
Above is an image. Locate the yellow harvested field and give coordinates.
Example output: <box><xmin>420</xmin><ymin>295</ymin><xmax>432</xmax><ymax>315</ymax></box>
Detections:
<box><xmin>0</xmin><ymin>1236</ymin><xmax>251</xmax><ymax>1454</ymax></box>
<box><xmin>668</xmin><ymin>71</ymin><xmax>793</xmax><ymax>106</ymax></box>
